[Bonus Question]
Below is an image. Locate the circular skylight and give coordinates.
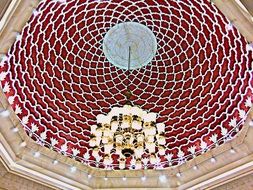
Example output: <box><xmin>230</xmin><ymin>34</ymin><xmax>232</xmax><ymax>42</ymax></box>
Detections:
<box><xmin>103</xmin><ymin>22</ymin><xmax>157</xmax><ymax>70</ymax></box>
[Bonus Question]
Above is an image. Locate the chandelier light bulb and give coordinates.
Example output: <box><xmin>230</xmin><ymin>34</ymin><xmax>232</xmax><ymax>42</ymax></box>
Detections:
<box><xmin>246</xmin><ymin>43</ymin><xmax>253</xmax><ymax>52</ymax></box>
<box><xmin>150</xmin><ymin>154</ymin><xmax>158</xmax><ymax>165</ymax></box>
<box><xmin>230</xmin><ymin>148</ymin><xmax>236</xmax><ymax>154</ymax></box>
<box><xmin>157</xmin><ymin>135</ymin><xmax>166</xmax><ymax>145</ymax></box>
<box><xmin>33</xmin><ymin>151</ymin><xmax>40</xmax><ymax>158</ymax></box>
<box><xmin>95</xmin><ymin>137</ymin><xmax>101</xmax><ymax>146</ymax></box>
<box><xmin>146</xmin><ymin>142</ymin><xmax>156</xmax><ymax>153</ymax></box>
<box><xmin>19</xmin><ymin>141</ymin><xmax>26</xmax><ymax>147</ymax></box>
<box><xmin>121</xmin><ymin>107</ymin><xmax>130</xmax><ymax>115</ymax></box>
<box><xmin>94</xmin><ymin>127</ymin><xmax>103</xmax><ymax>137</ymax></box>
<box><xmin>104</xmin><ymin>176</ymin><xmax>108</xmax><ymax>181</ymax></box>
<box><xmin>141</xmin><ymin>176</ymin><xmax>146</xmax><ymax>181</ymax></box>
<box><xmin>104</xmin><ymin>142</ymin><xmax>113</xmax><ymax>154</ymax></box>
<box><xmin>103</xmin><ymin>128</ymin><xmax>111</xmax><ymax>137</ymax></box>
<box><xmin>130</xmin><ymin>158</ymin><xmax>136</xmax><ymax>167</ymax></box>
<box><xmin>176</xmin><ymin>172</ymin><xmax>181</xmax><ymax>177</ymax></box>
<box><xmin>132</xmin><ymin>120</ymin><xmax>142</xmax><ymax>130</ymax></box>
<box><xmin>137</xmin><ymin>108</ymin><xmax>145</xmax><ymax>117</ymax></box>
<box><xmin>115</xmin><ymin>134</ymin><xmax>123</xmax><ymax>144</ymax></box>
<box><xmin>92</xmin><ymin>148</ymin><xmax>99</xmax><ymax>158</ymax></box>
<box><xmin>248</xmin><ymin>120</ymin><xmax>253</xmax><ymax>128</ymax></box>
<box><xmin>111</xmin><ymin>121</ymin><xmax>119</xmax><ymax>132</ymax></box>
<box><xmin>96</xmin><ymin>114</ymin><xmax>107</xmax><ymax>124</ymax></box>
<box><xmin>88</xmin><ymin>174</ymin><xmax>92</xmax><ymax>179</ymax></box>
<box><xmin>135</xmin><ymin>146</ymin><xmax>144</xmax><ymax>158</ymax></box>
<box><xmin>103</xmin><ymin>155</ymin><xmax>113</xmax><ymax>166</ymax></box>
<box><xmin>16</xmin><ymin>34</ymin><xmax>22</xmax><ymax>41</ymax></box>
<box><xmin>52</xmin><ymin>159</ymin><xmax>58</xmax><ymax>165</ymax></box>
<box><xmin>147</xmin><ymin>135</ymin><xmax>155</xmax><ymax>143</ymax></box>
<box><xmin>111</xmin><ymin>107</ymin><xmax>121</xmax><ymax>116</ymax></box>
<box><xmin>144</xmin><ymin>112</ymin><xmax>156</xmax><ymax>123</ymax></box>
<box><xmin>57</xmin><ymin>0</ymin><xmax>66</xmax><ymax>3</ymax></box>
<box><xmin>0</xmin><ymin>109</ymin><xmax>10</xmax><ymax>117</ymax></box>
<box><xmin>12</xmin><ymin>127</ymin><xmax>19</xmax><ymax>133</ymax></box>
<box><xmin>137</xmin><ymin>134</ymin><xmax>144</xmax><ymax>142</ymax></box>
<box><xmin>135</xmin><ymin>160</ymin><xmax>142</xmax><ymax>170</ymax></box>
<box><xmin>193</xmin><ymin>165</ymin><xmax>198</xmax><ymax>170</ymax></box>
<box><xmin>131</xmin><ymin>107</ymin><xmax>141</xmax><ymax>116</ymax></box>
<box><xmin>157</xmin><ymin>123</ymin><xmax>165</xmax><ymax>133</ymax></box>
<box><xmin>226</xmin><ymin>22</ymin><xmax>233</xmax><ymax>31</ymax></box>
<box><xmin>210</xmin><ymin>157</ymin><xmax>216</xmax><ymax>163</ymax></box>
<box><xmin>89</xmin><ymin>137</ymin><xmax>96</xmax><ymax>147</ymax></box>
<box><xmin>159</xmin><ymin>175</ymin><xmax>167</xmax><ymax>183</ymax></box>
<box><xmin>70</xmin><ymin>166</ymin><xmax>77</xmax><ymax>173</ymax></box>
<box><xmin>121</xmin><ymin>121</ymin><xmax>130</xmax><ymax>129</ymax></box>
<box><xmin>149</xmin><ymin>126</ymin><xmax>157</xmax><ymax>136</ymax></box>
<box><xmin>158</xmin><ymin>146</ymin><xmax>165</xmax><ymax>155</ymax></box>
<box><xmin>122</xmin><ymin>176</ymin><xmax>127</xmax><ymax>181</ymax></box>
<box><xmin>90</xmin><ymin>125</ymin><xmax>97</xmax><ymax>134</ymax></box>
<box><xmin>119</xmin><ymin>158</ymin><xmax>126</xmax><ymax>169</ymax></box>
<box><xmin>115</xmin><ymin>146</ymin><xmax>122</xmax><ymax>155</ymax></box>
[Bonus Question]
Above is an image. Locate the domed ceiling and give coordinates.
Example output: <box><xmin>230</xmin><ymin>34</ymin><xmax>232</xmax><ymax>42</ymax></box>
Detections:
<box><xmin>0</xmin><ymin>0</ymin><xmax>252</xmax><ymax>170</ymax></box>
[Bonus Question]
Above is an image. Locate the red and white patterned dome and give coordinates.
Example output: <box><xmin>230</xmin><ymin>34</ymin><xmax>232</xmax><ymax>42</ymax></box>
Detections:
<box><xmin>0</xmin><ymin>0</ymin><xmax>253</xmax><ymax>169</ymax></box>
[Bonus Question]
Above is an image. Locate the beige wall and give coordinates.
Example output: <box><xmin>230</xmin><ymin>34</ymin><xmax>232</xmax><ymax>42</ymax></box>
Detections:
<box><xmin>241</xmin><ymin>0</ymin><xmax>253</xmax><ymax>15</ymax></box>
<box><xmin>0</xmin><ymin>160</ymin><xmax>56</xmax><ymax>190</ymax></box>
<box><xmin>1</xmin><ymin>155</ymin><xmax>252</xmax><ymax>190</ymax></box>
<box><xmin>0</xmin><ymin>0</ymin><xmax>11</xmax><ymax>20</ymax></box>
<box><xmin>213</xmin><ymin>174</ymin><xmax>253</xmax><ymax>190</ymax></box>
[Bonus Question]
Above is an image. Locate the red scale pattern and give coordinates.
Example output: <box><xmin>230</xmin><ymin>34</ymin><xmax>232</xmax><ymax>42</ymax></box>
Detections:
<box><xmin>0</xmin><ymin>0</ymin><xmax>253</xmax><ymax>169</ymax></box>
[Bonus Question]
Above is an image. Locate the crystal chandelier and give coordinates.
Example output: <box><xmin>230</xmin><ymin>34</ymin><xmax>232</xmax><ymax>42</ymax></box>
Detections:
<box><xmin>89</xmin><ymin>47</ymin><xmax>166</xmax><ymax>169</ymax></box>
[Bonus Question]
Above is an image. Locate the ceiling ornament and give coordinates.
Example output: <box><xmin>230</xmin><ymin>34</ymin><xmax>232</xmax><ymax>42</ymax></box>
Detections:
<box><xmin>103</xmin><ymin>22</ymin><xmax>157</xmax><ymax>70</ymax></box>
<box><xmin>0</xmin><ymin>0</ymin><xmax>252</xmax><ymax>170</ymax></box>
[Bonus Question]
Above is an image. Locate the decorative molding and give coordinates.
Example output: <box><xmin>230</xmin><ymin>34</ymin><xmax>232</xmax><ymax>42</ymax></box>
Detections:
<box><xmin>0</xmin><ymin>94</ymin><xmax>253</xmax><ymax>189</ymax></box>
<box><xmin>0</xmin><ymin>0</ymin><xmax>20</xmax><ymax>34</ymax></box>
<box><xmin>213</xmin><ymin>0</ymin><xmax>253</xmax><ymax>42</ymax></box>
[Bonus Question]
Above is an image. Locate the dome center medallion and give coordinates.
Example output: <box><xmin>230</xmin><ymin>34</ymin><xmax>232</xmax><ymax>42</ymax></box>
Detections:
<box><xmin>103</xmin><ymin>22</ymin><xmax>157</xmax><ymax>70</ymax></box>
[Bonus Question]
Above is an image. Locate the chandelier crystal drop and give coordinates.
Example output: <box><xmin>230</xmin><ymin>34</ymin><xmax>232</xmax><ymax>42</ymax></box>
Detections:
<box><xmin>89</xmin><ymin>105</ymin><xmax>166</xmax><ymax>169</ymax></box>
